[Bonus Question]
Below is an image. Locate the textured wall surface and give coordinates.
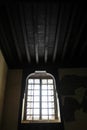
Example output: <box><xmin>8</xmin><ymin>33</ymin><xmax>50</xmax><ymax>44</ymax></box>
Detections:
<box><xmin>2</xmin><ymin>70</ymin><xmax>22</xmax><ymax>130</ymax></box>
<box><xmin>59</xmin><ymin>68</ymin><xmax>87</xmax><ymax>130</ymax></box>
<box><xmin>0</xmin><ymin>50</ymin><xmax>8</xmax><ymax>129</ymax></box>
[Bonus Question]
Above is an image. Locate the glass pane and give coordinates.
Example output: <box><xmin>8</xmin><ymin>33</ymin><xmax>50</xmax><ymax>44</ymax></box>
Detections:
<box><xmin>27</xmin><ymin>90</ymin><xmax>33</xmax><ymax>95</ymax></box>
<box><xmin>42</xmin><ymin>85</ymin><xmax>47</xmax><ymax>90</ymax></box>
<box><xmin>42</xmin><ymin>102</ymin><xmax>48</xmax><ymax>108</ymax></box>
<box><xmin>28</xmin><ymin>79</ymin><xmax>33</xmax><ymax>84</ymax></box>
<box><xmin>42</xmin><ymin>79</ymin><xmax>47</xmax><ymax>84</ymax></box>
<box><xmin>34</xmin><ymin>96</ymin><xmax>40</xmax><ymax>101</ymax></box>
<box><xmin>34</xmin><ymin>79</ymin><xmax>40</xmax><ymax>84</ymax></box>
<box><xmin>33</xmin><ymin>115</ymin><xmax>39</xmax><ymax>120</ymax></box>
<box><xmin>26</xmin><ymin>115</ymin><xmax>32</xmax><ymax>120</ymax></box>
<box><xmin>48</xmin><ymin>102</ymin><xmax>54</xmax><ymax>108</ymax></box>
<box><xmin>42</xmin><ymin>115</ymin><xmax>48</xmax><ymax>120</ymax></box>
<box><xmin>26</xmin><ymin>109</ymin><xmax>33</xmax><ymax>115</ymax></box>
<box><xmin>34</xmin><ymin>102</ymin><xmax>40</xmax><ymax>108</ymax></box>
<box><xmin>48</xmin><ymin>79</ymin><xmax>53</xmax><ymax>84</ymax></box>
<box><xmin>34</xmin><ymin>85</ymin><xmax>40</xmax><ymax>89</ymax></box>
<box><xmin>48</xmin><ymin>96</ymin><xmax>54</xmax><ymax>101</ymax></box>
<box><xmin>28</xmin><ymin>84</ymin><xmax>33</xmax><ymax>89</ymax></box>
<box><xmin>49</xmin><ymin>109</ymin><xmax>55</xmax><ymax>115</ymax></box>
<box><xmin>27</xmin><ymin>96</ymin><xmax>33</xmax><ymax>101</ymax></box>
<box><xmin>33</xmin><ymin>109</ymin><xmax>40</xmax><ymax>114</ymax></box>
<box><xmin>42</xmin><ymin>109</ymin><xmax>48</xmax><ymax>115</ymax></box>
<box><xmin>42</xmin><ymin>90</ymin><xmax>47</xmax><ymax>95</ymax></box>
<box><xmin>48</xmin><ymin>90</ymin><xmax>54</xmax><ymax>95</ymax></box>
<box><xmin>49</xmin><ymin>115</ymin><xmax>55</xmax><ymax>120</ymax></box>
<box><xmin>34</xmin><ymin>90</ymin><xmax>39</xmax><ymax>95</ymax></box>
<box><xmin>42</xmin><ymin>96</ymin><xmax>47</xmax><ymax>102</ymax></box>
<box><xmin>48</xmin><ymin>85</ymin><xmax>53</xmax><ymax>89</ymax></box>
<box><xmin>27</xmin><ymin>102</ymin><xmax>33</xmax><ymax>108</ymax></box>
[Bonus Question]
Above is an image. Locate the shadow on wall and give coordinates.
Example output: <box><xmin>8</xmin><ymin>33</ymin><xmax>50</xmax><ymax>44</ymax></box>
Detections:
<box><xmin>61</xmin><ymin>75</ymin><xmax>87</xmax><ymax>122</ymax></box>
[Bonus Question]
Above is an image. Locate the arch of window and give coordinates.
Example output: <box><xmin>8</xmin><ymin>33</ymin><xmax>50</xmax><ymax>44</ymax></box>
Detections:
<box><xmin>21</xmin><ymin>71</ymin><xmax>61</xmax><ymax>123</ymax></box>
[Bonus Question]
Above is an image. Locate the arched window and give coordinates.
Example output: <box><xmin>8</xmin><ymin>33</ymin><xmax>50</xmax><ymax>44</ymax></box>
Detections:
<box><xmin>21</xmin><ymin>71</ymin><xmax>61</xmax><ymax>123</ymax></box>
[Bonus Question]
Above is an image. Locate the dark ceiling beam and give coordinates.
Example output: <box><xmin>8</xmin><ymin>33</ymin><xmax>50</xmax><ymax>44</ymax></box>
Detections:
<box><xmin>79</xmin><ymin>39</ymin><xmax>87</xmax><ymax>57</ymax></box>
<box><xmin>0</xmin><ymin>22</ymin><xmax>13</xmax><ymax>62</ymax></box>
<box><xmin>6</xmin><ymin>6</ymin><xmax>22</xmax><ymax>63</ymax></box>
<box><xmin>61</xmin><ymin>5</ymin><xmax>77</xmax><ymax>61</ymax></box>
<box><xmin>19</xmin><ymin>4</ymin><xmax>31</xmax><ymax>63</ymax></box>
<box><xmin>44</xmin><ymin>4</ymin><xmax>49</xmax><ymax>63</ymax></box>
<box><xmin>32</xmin><ymin>4</ymin><xmax>39</xmax><ymax>64</ymax></box>
<box><xmin>70</xmin><ymin>15</ymin><xmax>87</xmax><ymax>59</ymax></box>
<box><xmin>53</xmin><ymin>3</ymin><xmax>63</xmax><ymax>62</ymax></box>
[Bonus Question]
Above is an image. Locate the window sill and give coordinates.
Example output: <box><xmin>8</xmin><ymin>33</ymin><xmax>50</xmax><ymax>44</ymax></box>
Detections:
<box><xmin>21</xmin><ymin>119</ymin><xmax>61</xmax><ymax>124</ymax></box>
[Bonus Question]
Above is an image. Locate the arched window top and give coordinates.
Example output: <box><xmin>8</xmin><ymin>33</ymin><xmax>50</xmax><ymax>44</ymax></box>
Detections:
<box><xmin>22</xmin><ymin>71</ymin><xmax>61</xmax><ymax>123</ymax></box>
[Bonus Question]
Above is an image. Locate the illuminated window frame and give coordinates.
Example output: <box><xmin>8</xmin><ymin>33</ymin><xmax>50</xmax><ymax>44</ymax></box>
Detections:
<box><xmin>21</xmin><ymin>71</ymin><xmax>61</xmax><ymax>123</ymax></box>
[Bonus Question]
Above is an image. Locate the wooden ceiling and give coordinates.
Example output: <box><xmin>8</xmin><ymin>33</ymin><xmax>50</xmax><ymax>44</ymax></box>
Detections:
<box><xmin>0</xmin><ymin>2</ymin><xmax>87</xmax><ymax>68</ymax></box>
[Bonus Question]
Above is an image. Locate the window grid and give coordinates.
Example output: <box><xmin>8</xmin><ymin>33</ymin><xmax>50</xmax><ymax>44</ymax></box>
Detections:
<box><xmin>25</xmin><ymin>78</ymin><xmax>57</xmax><ymax>121</ymax></box>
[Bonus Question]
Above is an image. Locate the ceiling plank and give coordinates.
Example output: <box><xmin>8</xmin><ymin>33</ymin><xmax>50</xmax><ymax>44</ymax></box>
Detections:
<box><xmin>70</xmin><ymin>14</ymin><xmax>87</xmax><ymax>59</ymax></box>
<box><xmin>79</xmin><ymin>39</ymin><xmax>87</xmax><ymax>57</ymax></box>
<box><xmin>61</xmin><ymin>4</ymin><xmax>77</xmax><ymax>61</ymax></box>
<box><xmin>53</xmin><ymin>3</ymin><xmax>63</xmax><ymax>62</ymax></box>
<box><xmin>0</xmin><ymin>22</ymin><xmax>13</xmax><ymax>62</ymax></box>
<box><xmin>32</xmin><ymin>3</ymin><xmax>39</xmax><ymax>63</ymax></box>
<box><xmin>19</xmin><ymin>4</ymin><xmax>31</xmax><ymax>63</ymax></box>
<box><xmin>6</xmin><ymin>6</ymin><xmax>22</xmax><ymax>63</ymax></box>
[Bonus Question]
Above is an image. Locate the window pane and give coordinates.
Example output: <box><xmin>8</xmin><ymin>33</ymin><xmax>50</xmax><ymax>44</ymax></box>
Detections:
<box><xmin>34</xmin><ymin>85</ymin><xmax>40</xmax><ymax>89</ymax></box>
<box><xmin>42</xmin><ymin>90</ymin><xmax>47</xmax><ymax>95</ymax></box>
<box><xmin>34</xmin><ymin>102</ymin><xmax>40</xmax><ymax>108</ymax></box>
<box><xmin>34</xmin><ymin>96</ymin><xmax>40</xmax><ymax>101</ymax></box>
<box><xmin>33</xmin><ymin>109</ymin><xmax>40</xmax><ymax>114</ymax></box>
<box><xmin>42</xmin><ymin>85</ymin><xmax>47</xmax><ymax>90</ymax></box>
<box><xmin>49</xmin><ymin>109</ymin><xmax>55</xmax><ymax>115</ymax></box>
<box><xmin>42</xmin><ymin>102</ymin><xmax>48</xmax><ymax>108</ymax></box>
<box><xmin>42</xmin><ymin>96</ymin><xmax>47</xmax><ymax>102</ymax></box>
<box><xmin>48</xmin><ymin>102</ymin><xmax>54</xmax><ymax>108</ymax></box>
<box><xmin>27</xmin><ymin>102</ymin><xmax>33</xmax><ymax>108</ymax></box>
<box><xmin>48</xmin><ymin>85</ymin><xmax>53</xmax><ymax>89</ymax></box>
<box><xmin>27</xmin><ymin>90</ymin><xmax>33</xmax><ymax>95</ymax></box>
<box><xmin>27</xmin><ymin>96</ymin><xmax>33</xmax><ymax>101</ymax></box>
<box><xmin>26</xmin><ymin>109</ymin><xmax>33</xmax><ymax>115</ymax></box>
<box><xmin>33</xmin><ymin>115</ymin><xmax>39</xmax><ymax>120</ymax></box>
<box><xmin>28</xmin><ymin>84</ymin><xmax>34</xmax><ymax>89</ymax></box>
<box><xmin>42</xmin><ymin>79</ymin><xmax>47</xmax><ymax>84</ymax></box>
<box><xmin>42</xmin><ymin>109</ymin><xmax>48</xmax><ymax>115</ymax></box>
<box><xmin>34</xmin><ymin>90</ymin><xmax>39</xmax><ymax>95</ymax></box>
<box><xmin>48</xmin><ymin>90</ymin><xmax>54</xmax><ymax>95</ymax></box>
<box><xmin>26</xmin><ymin>115</ymin><xmax>32</xmax><ymax>120</ymax></box>
<box><xmin>48</xmin><ymin>79</ymin><xmax>53</xmax><ymax>84</ymax></box>
<box><xmin>42</xmin><ymin>115</ymin><xmax>48</xmax><ymax>120</ymax></box>
<box><xmin>48</xmin><ymin>96</ymin><xmax>54</xmax><ymax>101</ymax></box>
<box><xmin>34</xmin><ymin>79</ymin><xmax>40</xmax><ymax>84</ymax></box>
<box><xmin>28</xmin><ymin>79</ymin><xmax>33</xmax><ymax>84</ymax></box>
<box><xmin>49</xmin><ymin>115</ymin><xmax>55</xmax><ymax>120</ymax></box>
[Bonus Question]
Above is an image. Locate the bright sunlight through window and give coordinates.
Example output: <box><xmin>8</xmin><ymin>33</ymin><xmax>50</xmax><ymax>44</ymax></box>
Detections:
<box><xmin>21</xmin><ymin>71</ymin><xmax>61</xmax><ymax>123</ymax></box>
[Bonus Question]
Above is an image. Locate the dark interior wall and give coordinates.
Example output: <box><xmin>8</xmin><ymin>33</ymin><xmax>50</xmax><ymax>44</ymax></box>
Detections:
<box><xmin>2</xmin><ymin>70</ymin><xmax>22</xmax><ymax>130</ymax></box>
<box><xmin>59</xmin><ymin>68</ymin><xmax>87</xmax><ymax>130</ymax></box>
<box><xmin>1</xmin><ymin>68</ymin><xmax>87</xmax><ymax>130</ymax></box>
<box><xmin>0</xmin><ymin>50</ymin><xmax>8</xmax><ymax>129</ymax></box>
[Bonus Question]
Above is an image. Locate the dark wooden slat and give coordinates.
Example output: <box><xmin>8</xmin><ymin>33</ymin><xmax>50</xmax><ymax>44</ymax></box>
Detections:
<box><xmin>61</xmin><ymin>5</ymin><xmax>77</xmax><ymax>61</ymax></box>
<box><xmin>79</xmin><ymin>39</ymin><xmax>87</xmax><ymax>57</ymax></box>
<box><xmin>70</xmin><ymin>15</ymin><xmax>87</xmax><ymax>59</ymax></box>
<box><xmin>32</xmin><ymin>3</ymin><xmax>39</xmax><ymax>63</ymax></box>
<box><xmin>19</xmin><ymin>4</ymin><xmax>31</xmax><ymax>63</ymax></box>
<box><xmin>53</xmin><ymin>3</ymin><xmax>63</xmax><ymax>62</ymax></box>
<box><xmin>44</xmin><ymin>4</ymin><xmax>49</xmax><ymax>63</ymax></box>
<box><xmin>0</xmin><ymin>22</ymin><xmax>13</xmax><ymax>62</ymax></box>
<box><xmin>6</xmin><ymin>6</ymin><xmax>22</xmax><ymax>63</ymax></box>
